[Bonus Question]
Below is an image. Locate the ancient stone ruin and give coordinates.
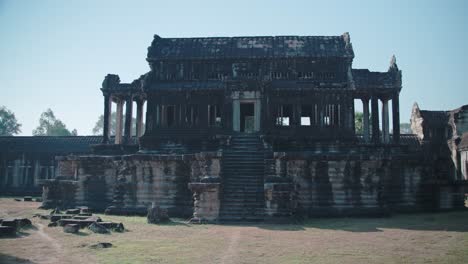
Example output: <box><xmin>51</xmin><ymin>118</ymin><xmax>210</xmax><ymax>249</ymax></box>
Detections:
<box><xmin>35</xmin><ymin>33</ymin><xmax>467</xmax><ymax>222</ymax></box>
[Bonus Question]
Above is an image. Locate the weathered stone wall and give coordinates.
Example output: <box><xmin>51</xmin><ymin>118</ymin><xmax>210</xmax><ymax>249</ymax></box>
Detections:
<box><xmin>0</xmin><ymin>153</ymin><xmax>57</xmax><ymax>195</ymax></box>
<box><xmin>272</xmin><ymin>148</ymin><xmax>465</xmax><ymax>217</ymax></box>
<box><xmin>43</xmin><ymin>152</ymin><xmax>221</xmax><ymax>217</ymax></box>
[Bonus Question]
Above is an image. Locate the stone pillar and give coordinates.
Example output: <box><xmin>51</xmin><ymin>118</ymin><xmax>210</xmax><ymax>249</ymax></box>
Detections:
<box><xmin>392</xmin><ymin>93</ymin><xmax>400</xmax><ymax>144</ymax></box>
<box><xmin>123</xmin><ymin>96</ymin><xmax>133</xmax><ymax>145</ymax></box>
<box><xmin>362</xmin><ymin>98</ymin><xmax>370</xmax><ymax>142</ymax></box>
<box><xmin>188</xmin><ymin>182</ymin><xmax>221</xmax><ymax>223</ymax></box>
<box><xmin>371</xmin><ymin>96</ymin><xmax>380</xmax><ymax>143</ymax></box>
<box><xmin>115</xmin><ymin>99</ymin><xmax>124</xmax><ymax>144</ymax></box>
<box><xmin>233</xmin><ymin>100</ymin><xmax>240</xmax><ymax>132</ymax></box>
<box><xmin>102</xmin><ymin>94</ymin><xmax>112</xmax><ymax>144</ymax></box>
<box><xmin>382</xmin><ymin>99</ymin><xmax>389</xmax><ymax>143</ymax></box>
<box><xmin>254</xmin><ymin>100</ymin><xmax>261</xmax><ymax>132</ymax></box>
<box><xmin>136</xmin><ymin>99</ymin><xmax>144</xmax><ymax>137</ymax></box>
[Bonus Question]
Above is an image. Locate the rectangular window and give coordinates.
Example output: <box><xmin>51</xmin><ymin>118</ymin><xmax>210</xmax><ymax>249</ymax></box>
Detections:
<box><xmin>185</xmin><ymin>105</ymin><xmax>199</xmax><ymax>127</ymax></box>
<box><xmin>301</xmin><ymin>105</ymin><xmax>313</xmax><ymax>126</ymax></box>
<box><xmin>165</xmin><ymin>105</ymin><xmax>175</xmax><ymax>127</ymax></box>
<box><xmin>208</xmin><ymin>105</ymin><xmax>222</xmax><ymax>127</ymax></box>
<box><xmin>275</xmin><ymin>105</ymin><xmax>292</xmax><ymax>126</ymax></box>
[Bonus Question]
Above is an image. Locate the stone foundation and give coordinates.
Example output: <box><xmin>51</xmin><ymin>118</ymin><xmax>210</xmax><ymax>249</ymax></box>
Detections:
<box><xmin>270</xmin><ymin>148</ymin><xmax>467</xmax><ymax>217</ymax></box>
<box><xmin>42</xmin><ymin>152</ymin><xmax>222</xmax><ymax>218</ymax></box>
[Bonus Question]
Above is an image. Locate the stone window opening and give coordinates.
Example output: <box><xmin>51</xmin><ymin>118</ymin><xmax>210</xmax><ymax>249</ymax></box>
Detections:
<box><xmin>298</xmin><ymin>72</ymin><xmax>314</xmax><ymax>79</ymax></box>
<box><xmin>156</xmin><ymin>105</ymin><xmax>176</xmax><ymax>127</ymax></box>
<box><xmin>185</xmin><ymin>105</ymin><xmax>199</xmax><ymax>127</ymax></box>
<box><xmin>301</xmin><ymin>105</ymin><xmax>314</xmax><ymax>126</ymax></box>
<box><xmin>276</xmin><ymin>105</ymin><xmax>292</xmax><ymax>126</ymax></box>
<box><xmin>208</xmin><ymin>105</ymin><xmax>222</xmax><ymax>127</ymax></box>
<box><xmin>165</xmin><ymin>105</ymin><xmax>175</xmax><ymax>127</ymax></box>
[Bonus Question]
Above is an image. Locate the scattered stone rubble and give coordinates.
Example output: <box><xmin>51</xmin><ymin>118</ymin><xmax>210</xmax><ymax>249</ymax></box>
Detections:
<box><xmin>44</xmin><ymin>207</ymin><xmax>125</xmax><ymax>234</ymax></box>
<box><xmin>14</xmin><ymin>197</ymin><xmax>42</xmax><ymax>202</ymax></box>
<box><xmin>0</xmin><ymin>217</ymin><xmax>32</xmax><ymax>237</ymax></box>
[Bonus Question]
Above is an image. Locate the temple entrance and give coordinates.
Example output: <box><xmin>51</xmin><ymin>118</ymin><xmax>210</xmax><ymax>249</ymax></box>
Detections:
<box><xmin>240</xmin><ymin>103</ymin><xmax>255</xmax><ymax>133</ymax></box>
<box><xmin>232</xmin><ymin>91</ymin><xmax>261</xmax><ymax>133</ymax></box>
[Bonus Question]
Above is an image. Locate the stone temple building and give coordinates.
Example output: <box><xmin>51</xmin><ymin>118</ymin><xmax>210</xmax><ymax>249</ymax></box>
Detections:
<box><xmin>23</xmin><ymin>33</ymin><xmax>468</xmax><ymax>221</ymax></box>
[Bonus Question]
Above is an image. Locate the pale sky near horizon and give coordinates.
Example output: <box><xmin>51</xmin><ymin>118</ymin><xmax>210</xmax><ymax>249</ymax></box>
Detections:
<box><xmin>1</xmin><ymin>0</ymin><xmax>467</xmax><ymax>136</ymax></box>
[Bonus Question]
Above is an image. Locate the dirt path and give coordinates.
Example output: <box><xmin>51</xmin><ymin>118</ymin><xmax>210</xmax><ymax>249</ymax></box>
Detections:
<box><xmin>220</xmin><ymin>228</ymin><xmax>242</xmax><ymax>264</ymax></box>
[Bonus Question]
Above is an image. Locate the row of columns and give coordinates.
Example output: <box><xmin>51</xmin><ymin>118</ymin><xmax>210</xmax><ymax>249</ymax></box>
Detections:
<box><xmin>102</xmin><ymin>94</ymin><xmax>146</xmax><ymax>145</ymax></box>
<box><xmin>361</xmin><ymin>93</ymin><xmax>400</xmax><ymax>144</ymax></box>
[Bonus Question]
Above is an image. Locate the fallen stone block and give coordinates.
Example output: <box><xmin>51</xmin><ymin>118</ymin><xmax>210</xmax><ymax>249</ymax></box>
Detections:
<box><xmin>85</xmin><ymin>215</ymin><xmax>102</xmax><ymax>223</ymax></box>
<box><xmin>58</xmin><ymin>219</ymin><xmax>95</xmax><ymax>228</ymax></box>
<box><xmin>65</xmin><ymin>208</ymin><xmax>80</xmax><ymax>215</ymax></box>
<box><xmin>1</xmin><ymin>219</ymin><xmax>18</xmax><ymax>230</ymax></box>
<box><xmin>88</xmin><ymin>222</ymin><xmax>109</xmax><ymax>234</ymax></box>
<box><xmin>0</xmin><ymin>226</ymin><xmax>16</xmax><ymax>237</ymax></box>
<box><xmin>23</xmin><ymin>196</ymin><xmax>33</xmax><ymax>202</ymax></box>
<box><xmin>78</xmin><ymin>213</ymin><xmax>92</xmax><ymax>217</ymax></box>
<box><xmin>16</xmin><ymin>218</ymin><xmax>32</xmax><ymax>228</ymax></box>
<box><xmin>50</xmin><ymin>214</ymin><xmax>74</xmax><ymax>222</ymax></box>
<box><xmin>63</xmin><ymin>224</ymin><xmax>80</xmax><ymax>234</ymax></box>
<box><xmin>98</xmin><ymin>222</ymin><xmax>122</xmax><ymax>229</ymax></box>
<box><xmin>78</xmin><ymin>207</ymin><xmax>90</xmax><ymax>214</ymax></box>
<box><xmin>89</xmin><ymin>242</ymin><xmax>112</xmax><ymax>249</ymax></box>
<box><xmin>147</xmin><ymin>205</ymin><xmax>169</xmax><ymax>224</ymax></box>
<box><xmin>113</xmin><ymin>223</ymin><xmax>125</xmax><ymax>232</ymax></box>
<box><xmin>72</xmin><ymin>215</ymin><xmax>92</xmax><ymax>220</ymax></box>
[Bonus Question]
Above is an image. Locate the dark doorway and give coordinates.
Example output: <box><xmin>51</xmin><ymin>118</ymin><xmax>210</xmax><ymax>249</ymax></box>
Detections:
<box><xmin>240</xmin><ymin>103</ymin><xmax>255</xmax><ymax>133</ymax></box>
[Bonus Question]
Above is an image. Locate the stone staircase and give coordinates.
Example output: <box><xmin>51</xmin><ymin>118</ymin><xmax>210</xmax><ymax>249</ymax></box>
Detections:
<box><xmin>219</xmin><ymin>134</ymin><xmax>265</xmax><ymax>222</ymax></box>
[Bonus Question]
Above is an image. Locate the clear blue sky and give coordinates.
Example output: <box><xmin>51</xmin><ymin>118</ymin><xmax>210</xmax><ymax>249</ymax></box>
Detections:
<box><xmin>1</xmin><ymin>0</ymin><xmax>467</xmax><ymax>135</ymax></box>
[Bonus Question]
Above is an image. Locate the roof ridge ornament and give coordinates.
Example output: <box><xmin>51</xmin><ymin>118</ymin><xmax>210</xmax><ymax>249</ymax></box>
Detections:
<box><xmin>342</xmin><ymin>32</ymin><xmax>351</xmax><ymax>46</ymax></box>
<box><xmin>388</xmin><ymin>55</ymin><xmax>398</xmax><ymax>72</ymax></box>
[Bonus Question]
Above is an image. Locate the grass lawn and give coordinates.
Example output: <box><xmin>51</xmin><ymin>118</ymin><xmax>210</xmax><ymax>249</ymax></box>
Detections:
<box><xmin>0</xmin><ymin>198</ymin><xmax>467</xmax><ymax>264</ymax></box>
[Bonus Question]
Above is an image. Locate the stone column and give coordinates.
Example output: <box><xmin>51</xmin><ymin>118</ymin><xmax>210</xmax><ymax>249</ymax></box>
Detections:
<box><xmin>136</xmin><ymin>99</ymin><xmax>144</xmax><ymax>137</ymax></box>
<box><xmin>382</xmin><ymin>99</ymin><xmax>389</xmax><ymax>143</ymax></box>
<box><xmin>392</xmin><ymin>93</ymin><xmax>400</xmax><ymax>144</ymax></box>
<box><xmin>233</xmin><ymin>100</ymin><xmax>240</xmax><ymax>132</ymax></box>
<box><xmin>115</xmin><ymin>98</ymin><xmax>124</xmax><ymax>144</ymax></box>
<box><xmin>362</xmin><ymin>98</ymin><xmax>370</xmax><ymax>142</ymax></box>
<box><xmin>254</xmin><ymin>100</ymin><xmax>261</xmax><ymax>132</ymax></box>
<box><xmin>371</xmin><ymin>96</ymin><xmax>380</xmax><ymax>143</ymax></box>
<box><xmin>102</xmin><ymin>94</ymin><xmax>112</xmax><ymax>144</ymax></box>
<box><xmin>188</xmin><ymin>182</ymin><xmax>221</xmax><ymax>223</ymax></box>
<box><xmin>123</xmin><ymin>96</ymin><xmax>133</xmax><ymax>145</ymax></box>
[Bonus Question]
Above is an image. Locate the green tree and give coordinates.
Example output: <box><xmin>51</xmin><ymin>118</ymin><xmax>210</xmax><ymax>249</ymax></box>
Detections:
<box><xmin>32</xmin><ymin>109</ymin><xmax>77</xmax><ymax>136</ymax></box>
<box><xmin>400</xmin><ymin>123</ymin><xmax>411</xmax><ymax>134</ymax></box>
<box><xmin>92</xmin><ymin>112</ymin><xmax>143</xmax><ymax>136</ymax></box>
<box><xmin>355</xmin><ymin>112</ymin><xmax>363</xmax><ymax>134</ymax></box>
<box><xmin>0</xmin><ymin>106</ymin><xmax>22</xmax><ymax>136</ymax></box>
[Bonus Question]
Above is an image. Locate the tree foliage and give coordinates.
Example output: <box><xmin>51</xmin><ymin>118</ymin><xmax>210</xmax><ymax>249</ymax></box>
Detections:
<box><xmin>92</xmin><ymin>112</ymin><xmax>143</xmax><ymax>136</ymax></box>
<box><xmin>400</xmin><ymin>123</ymin><xmax>412</xmax><ymax>134</ymax></box>
<box><xmin>32</xmin><ymin>109</ymin><xmax>77</xmax><ymax>136</ymax></box>
<box><xmin>355</xmin><ymin>112</ymin><xmax>363</xmax><ymax>134</ymax></box>
<box><xmin>0</xmin><ymin>106</ymin><xmax>22</xmax><ymax>136</ymax></box>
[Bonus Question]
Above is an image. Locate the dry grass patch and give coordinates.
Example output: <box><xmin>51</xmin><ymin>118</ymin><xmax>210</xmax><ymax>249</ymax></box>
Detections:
<box><xmin>1</xmin><ymin>198</ymin><xmax>467</xmax><ymax>264</ymax></box>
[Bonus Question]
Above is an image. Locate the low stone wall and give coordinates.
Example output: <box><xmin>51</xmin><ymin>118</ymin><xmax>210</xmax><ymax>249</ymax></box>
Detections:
<box><xmin>42</xmin><ymin>152</ymin><xmax>222</xmax><ymax>217</ymax></box>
